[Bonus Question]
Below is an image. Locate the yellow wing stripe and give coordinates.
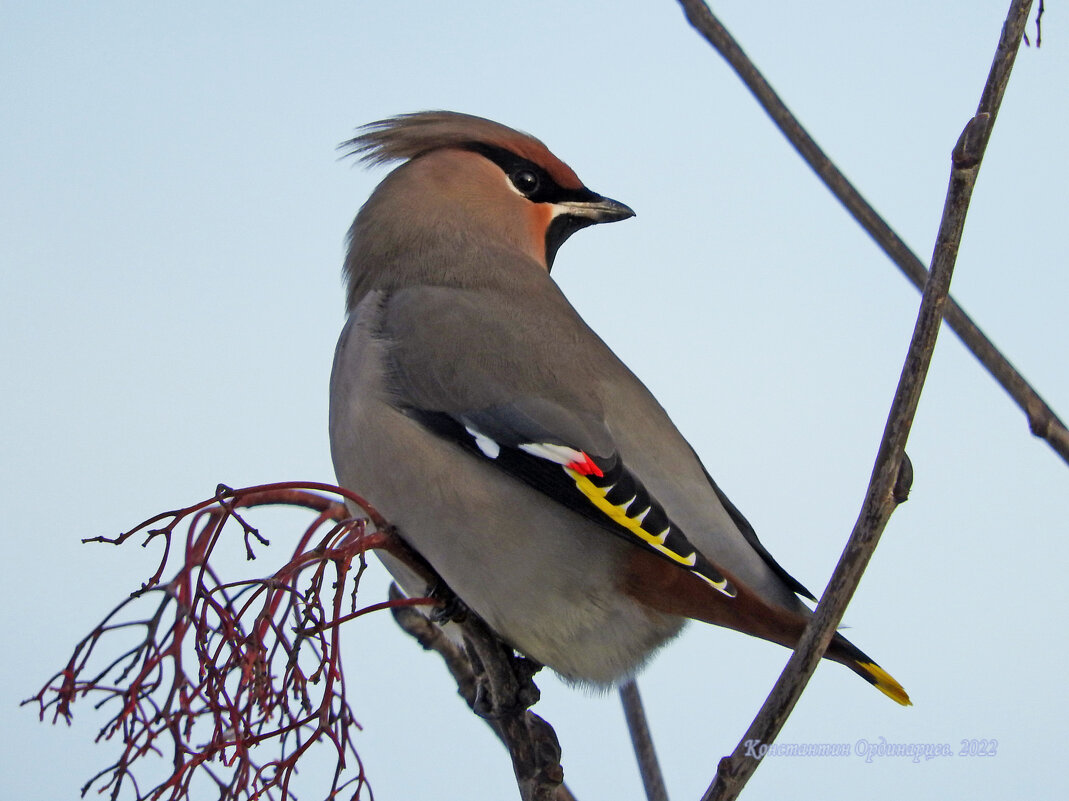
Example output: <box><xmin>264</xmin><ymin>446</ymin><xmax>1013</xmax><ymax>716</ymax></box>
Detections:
<box><xmin>567</xmin><ymin>468</ymin><xmax>699</xmax><ymax>568</ymax></box>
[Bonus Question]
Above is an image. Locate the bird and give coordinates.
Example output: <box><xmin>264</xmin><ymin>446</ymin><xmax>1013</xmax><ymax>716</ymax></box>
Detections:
<box><xmin>329</xmin><ymin>111</ymin><xmax>910</xmax><ymax>706</ymax></box>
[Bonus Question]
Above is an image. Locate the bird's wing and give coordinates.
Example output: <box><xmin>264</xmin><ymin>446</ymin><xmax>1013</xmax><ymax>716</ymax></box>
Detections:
<box><xmin>404</xmin><ymin>402</ymin><xmax>737</xmax><ymax>598</ymax></box>
<box><xmin>377</xmin><ymin>283</ymin><xmax>807</xmax><ymax>604</ymax></box>
<box><xmin>691</xmin><ymin>454</ymin><xmax>817</xmax><ymax>601</ymax></box>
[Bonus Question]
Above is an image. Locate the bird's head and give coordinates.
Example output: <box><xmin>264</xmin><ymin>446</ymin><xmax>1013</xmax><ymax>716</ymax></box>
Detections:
<box><xmin>340</xmin><ymin>111</ymin><xmax>634</xmax><ymax>307</ymax></box>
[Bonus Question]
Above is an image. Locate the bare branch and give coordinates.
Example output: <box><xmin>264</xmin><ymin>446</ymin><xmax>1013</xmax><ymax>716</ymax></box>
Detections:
<box><xmin>701</xmin><ymin>2</ymin><xmax>1035</xmax><ymax>799</ymax></box>
<box><xmin>619</xmin><ymin>681</ymin><xmax>669</xmax><ymax>801</ymax></box>
<box><xmin>388</xmin><ymin>583</ymin><xmax>478</xmax><ymax>700</ymax></box>
<box><xmin>1022</xmin><ymin>0</ymin><xmax>1044</xmax><ymax>47</ymax></box>
<box><xmin>26</xmin><ymin>483</ymin><xmax>432</xmax><ymax>801</ymax></box>
<box><xmin>390</xmin><ymin>585</ymin><xmax>577</xmax><ymax>801</ymax></box>
<box><xmin>676</xmin><ymin>0</ymin><xmax>1069</xmax><ymax>466</ymax></box>
<box><xmin>33</xmin><ymin>478</ymin><xmax>579</xmax><ymax>801</ymax></box>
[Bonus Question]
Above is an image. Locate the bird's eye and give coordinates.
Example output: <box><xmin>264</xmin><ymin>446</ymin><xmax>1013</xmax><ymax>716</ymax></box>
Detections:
<box><xmin>510</xmin><ymin>168</ymin><xmax>540</xmax><ymax>195</ymax></box>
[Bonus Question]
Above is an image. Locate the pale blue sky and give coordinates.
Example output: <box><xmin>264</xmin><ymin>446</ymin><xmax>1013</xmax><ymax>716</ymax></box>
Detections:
<box><xmin>3</xmin><ymin>3</ymin><xmax>1067</xmax><ymax>800</ymax></box>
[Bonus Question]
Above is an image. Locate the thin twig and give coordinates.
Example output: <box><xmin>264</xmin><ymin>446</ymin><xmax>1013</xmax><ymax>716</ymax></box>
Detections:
<box><xmin>29</xmin><ymin>483</ymin><xmax>397</xmax><ymax>801</ymax></box>
<box><xmin>701</xmin><ymin>2</ymin><xmax>1034</xmax><ymax>799</ymax></box>
<box><xmin>619</xmin><ymin>680</ymin><xmax>669</xmax><ymax>801</ymax></box>
<box><xmin>676</xmin><ymin>0</ymin><xmax>1069</xmax><ymax>466</ymax></box>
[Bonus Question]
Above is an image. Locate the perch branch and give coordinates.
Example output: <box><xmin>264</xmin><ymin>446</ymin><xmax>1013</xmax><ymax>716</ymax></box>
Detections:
<box><xmin>390</xmin><ymin>585</ymin><xmax>577</xmax><ymax>801</ymax></box>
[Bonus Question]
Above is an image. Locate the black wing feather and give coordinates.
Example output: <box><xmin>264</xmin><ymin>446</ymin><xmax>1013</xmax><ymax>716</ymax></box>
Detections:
<box><xmin>689</xmin><ymin>451</ymin><xmax>816</xmax><ymax>602</ymax></box>
<box><xmin>405</xmin><ymin>407</ymin><xmax>736</xmax><ymax>596</ymax></box>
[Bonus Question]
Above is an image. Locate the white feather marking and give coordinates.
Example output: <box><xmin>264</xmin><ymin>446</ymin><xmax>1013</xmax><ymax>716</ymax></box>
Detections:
<box><xmin>695</xmin><ymin>572</ymin><xmax>735</xmax><ymax>597</ymax></box>
<box><xmin>465</xmin><ymin>426</ymin><xmax>501</xmax><ymax>459</ymax></box>
<box><xmin>519</xmin><ymin>442</ymin><xmax>584</xmax><ymax>465</ymax></box>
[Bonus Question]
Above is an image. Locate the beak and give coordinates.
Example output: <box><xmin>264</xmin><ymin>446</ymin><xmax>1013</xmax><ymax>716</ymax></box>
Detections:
<box><xmin>554</xmin><ymin>194</ymin><xmax>636</xmax><ymax>225</ymax></box>
<box><xmin>544</xmin><ymin>192</ymin><xmax>635</xmax><ymax>271</ymax></box>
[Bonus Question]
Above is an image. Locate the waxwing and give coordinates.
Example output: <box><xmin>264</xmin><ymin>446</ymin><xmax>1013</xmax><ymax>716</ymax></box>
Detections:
<box><xmin>329</xmin><ymin>111</ymin><xmax>909</xmax><ymax>705</ymax></box>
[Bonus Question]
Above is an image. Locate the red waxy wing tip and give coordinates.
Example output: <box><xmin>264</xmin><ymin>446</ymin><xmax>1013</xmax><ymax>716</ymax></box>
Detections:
<box><xmin>566</xmin><ymin>452</ymin><xmax>604</xmax><ymax>477</ymax></box>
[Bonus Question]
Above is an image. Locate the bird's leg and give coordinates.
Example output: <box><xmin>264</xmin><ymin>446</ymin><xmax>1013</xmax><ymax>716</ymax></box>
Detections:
<box><xmin>427</xmin><ymin>579</ymin><xmax>470</xmax><ymax>624</ymax></box>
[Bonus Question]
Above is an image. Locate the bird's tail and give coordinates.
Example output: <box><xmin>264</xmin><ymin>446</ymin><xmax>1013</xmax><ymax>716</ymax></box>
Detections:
<box><xmin>624</xmin><ymin>552</ymin><xmax>912</xmax><ymax>704</ymax></box>
<box><xmin>828</xmin><ymin>633</ymin><xmax>911</xmax><ymax>706</ymax></box>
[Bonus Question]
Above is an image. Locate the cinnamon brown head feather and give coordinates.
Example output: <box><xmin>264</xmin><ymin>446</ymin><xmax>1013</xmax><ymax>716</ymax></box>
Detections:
<box><xmin>340</xmin><ymin>111</ymin><xmax>584</xmax><ymax>190</ymax></box>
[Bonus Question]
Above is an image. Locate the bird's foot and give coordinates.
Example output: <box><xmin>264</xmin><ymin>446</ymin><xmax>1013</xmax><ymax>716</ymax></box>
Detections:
<box><xmin>427</xmin><ymin>581</ymin><xmax>469</xmax><ymax>624</ymax></box>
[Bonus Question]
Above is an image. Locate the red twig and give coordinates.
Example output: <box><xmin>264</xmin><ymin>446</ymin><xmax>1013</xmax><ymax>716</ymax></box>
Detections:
<box><xmin>24</xmin><ymin>481</ymin><xmax>428</xmax><ymax>801</ymax></box>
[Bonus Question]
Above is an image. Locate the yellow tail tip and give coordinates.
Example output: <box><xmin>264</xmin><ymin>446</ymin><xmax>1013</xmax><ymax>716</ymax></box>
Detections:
<box><xmin>859</xmin><ymin>661</ymin><xmax>912</xmax><ymax>706</ymax></box>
